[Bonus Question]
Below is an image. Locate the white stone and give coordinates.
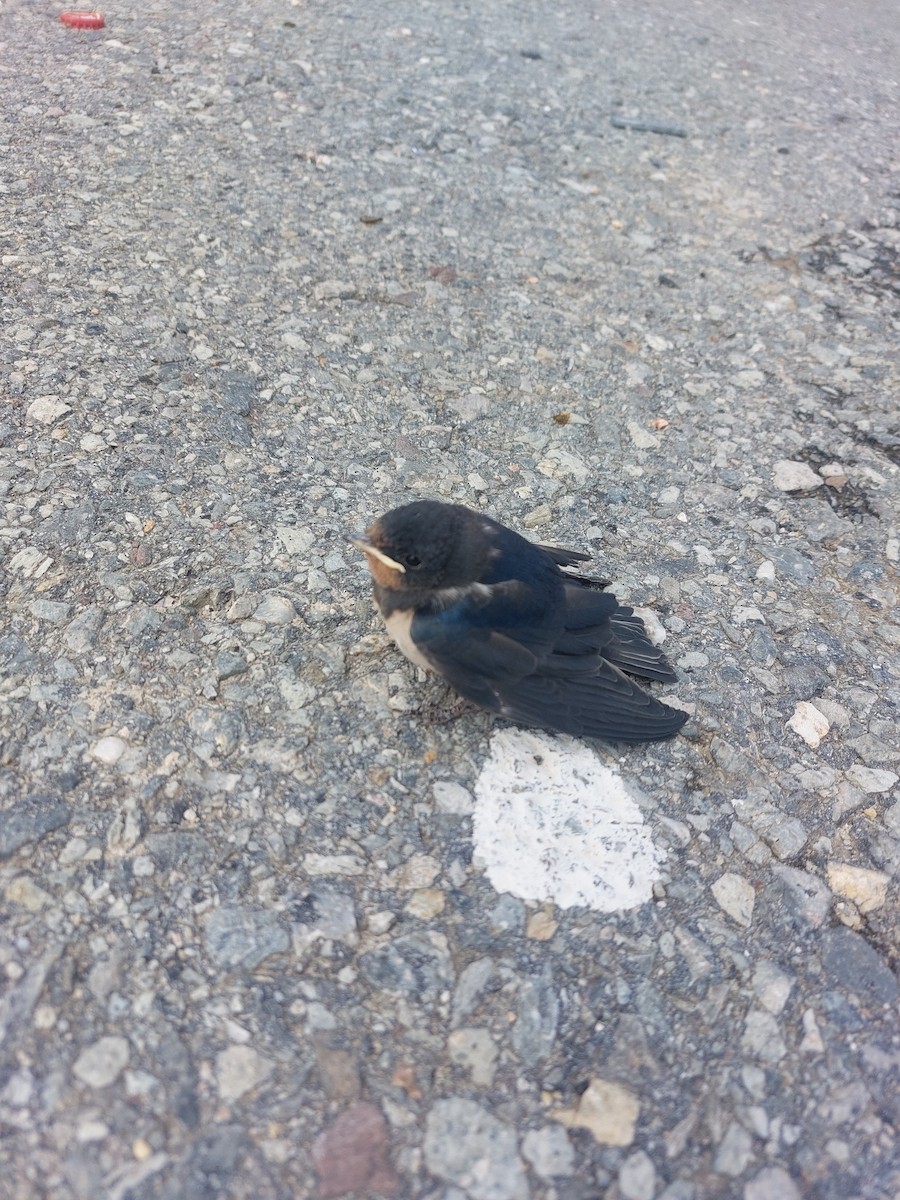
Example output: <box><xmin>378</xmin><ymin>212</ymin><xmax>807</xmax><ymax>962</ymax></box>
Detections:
<box><xmin>433</xmin><ymin>780</ymin><xmax>474</xmax><ymax>814</ymax></box>
<box><xmin>390</xmin><ymin>853</ymin><xmax>440</xmax><ymax>891</ymax></box>
<box><xmin>473</xmin><ymin>729</ymin><xmax>662</xmax><ymax>912</ymax></box>
<box><xmin>80</xmin><ymin>433</ymin><xmax>106</xmax><ymax>452</ymax></box>
<box><xmin>303</xmin><ymin>853</ymin><xmax>365</xmax><ymax>876</ymax></box>
<box><xmin>712</xmin><ymin>872</ymin><xmax>755</xmax><ymax>926</ymax></box>
<box><xmin>630</xmin><ymin>606</ymin><xmax>666</xmax><ymax>645</ymax></box>
<box><xmin>253</xmin><ymin>595</ymin><xmax>296</xmax><ymax>624</ymax></box>
<box><xmin>277</xmin><ymin>676</ymin><xmax>314</xmax><ymax>709</ymax></box>
<box><xmin>1</xmin><ymin>1069</ymin><xmax>33</xmax><ymax>1108</ymax></box>
<box><xmin>275</xmin><ymin>525</ymin><xmax>315</xmax><ymax>556</ymax></box>
<box><xmin>732</xmin><ymin>604</ymin><xmax>766</xmax><ymax>625</ymax></box>
<box><xmin>73</xmin><ymin>1036</ymin><xmax>130</xmax><ymax>1088</ymax></box>
<box><xmin>521</xmin><ymin>1125</ymin><xmax>574</xmax><ymax>1179</ymax></box>
<box><xmin>752</xmin><ymin>961</ymin><xmax>794</xmax><ymax>1014</ymax></box>
<box><xmin>216</xmin><ymin>1044</ymin><xmax>274</xmax><ymax>1101</ymax></box>
<box><xmin>745</xmin><ymin>1166</ymin><xmax>801</xmax><ymax>1200</ymax></box>
<box><xmin>772</xmin><ymin>460</ymin><xmax>822</xmax><ymax>491</ymax></box>
<box><xmin>446</xmin><ymin>1027</ymin><xmax>498</xmax><ymax>1087</ymax></box>
<box><xmin>787</xmin><ymin>701</ymin><xmax>830</xmax><ymax>748</ymax></box>
<box><xmin>26</xmin><ymin>395</ymin><xmax>71</xmax><ymax>424</ymax></box>
<box><xmin>755</xmin><ymin>559</ymin><xmax>775</xmax><ymax>580</ymax></box>
<box><xmin>89</xmin><ymin>736</ymin><xmax>127</xmax><ymax>765</ymax></box>
<box><xmin>619</xmin><ymin>1149</ymin><xmax>656</xmax><ymax>1200</ymax></box>
<box><xmin>845</xmin><ymin>765</ymin><xmax>897</xmax><ymax>793</ymax></box>
<box><xmin>741</xmin><ymin>1010</ymin><xmax>786</xmax><ymax>1062</ymax></box>
<box><xmin>799</xmin><ymin>1007</ymin><xmax>825</xmax><ymax>1054</ymax></box>
<box><xmin>714</xmin><ymin>1122</ymin><xmax>753</xmax><ymax>1176</ymax></box>
<box><xmin>626</xmin><ymin>421</ymin><xmax>660</xmax><ymax>449</ymax></box>
<box><xmin>424</xmin><ymin>1099</ymin><xmax>528</xmax><ymax>1200</ymax></box>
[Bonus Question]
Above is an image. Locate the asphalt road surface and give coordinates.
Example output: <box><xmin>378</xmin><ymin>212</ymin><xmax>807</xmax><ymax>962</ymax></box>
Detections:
<box><xmin>2</xmin><ymin>1</ymin><xmax>898</xmax><ymax>1198</ymax></box>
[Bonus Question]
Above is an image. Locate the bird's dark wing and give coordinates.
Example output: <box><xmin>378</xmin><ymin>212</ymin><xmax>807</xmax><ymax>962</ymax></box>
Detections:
<box><xmin>409</xmin><ymin>580</ymin><xmax>558</xmax><ymax>710</ymax></box>
<box><xmin>536</xmin><ymin>543</ymin><xmax>592</xmax><ymax>567</ymax></box>
<box><xmin>495</xmin><ymin>664</ymin><xmax>688</xmax><ymax>743</ymax></box>
<box><xmin>410</xmin><ymin>581</ymin><xmax>686</xmax><ymax>744</ymax></box>
<box><xmin>605</xmin><ymin>605</ymin><xmax>678</xmax><ymax>682</ymax></box>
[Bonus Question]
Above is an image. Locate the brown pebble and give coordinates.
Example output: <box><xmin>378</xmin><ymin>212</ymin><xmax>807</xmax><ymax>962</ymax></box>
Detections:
<box><xmin>312</xmin><ymin>1102</ymin><xmax>397</xmax><ymax>1197</ymax></box>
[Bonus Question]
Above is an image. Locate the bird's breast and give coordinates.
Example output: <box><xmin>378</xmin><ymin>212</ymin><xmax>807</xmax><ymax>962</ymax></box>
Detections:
<box><xmin>383</xmin><ymin>608</ymin><xmax>433</xmax><ymax>671</ymax></box>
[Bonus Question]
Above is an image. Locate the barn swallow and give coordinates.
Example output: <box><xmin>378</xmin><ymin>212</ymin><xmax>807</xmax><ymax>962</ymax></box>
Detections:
<box><xmin>352</xmin><ymin>500</ymin><xmax>688</xmax><ymax>744</ymax></box>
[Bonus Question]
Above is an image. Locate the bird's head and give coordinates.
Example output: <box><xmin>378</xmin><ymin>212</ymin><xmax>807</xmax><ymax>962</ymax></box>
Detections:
<box><xmin>351</xmin><ymin>500</ymin><xmax>492</xmax><ymax>592</ymax></box>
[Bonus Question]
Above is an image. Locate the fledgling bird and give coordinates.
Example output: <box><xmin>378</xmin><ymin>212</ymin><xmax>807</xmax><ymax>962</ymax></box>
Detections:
<box><xmin>352</xmin><ymin>500</ymin><xmax>688</xmax><ymax>744</ymax></box>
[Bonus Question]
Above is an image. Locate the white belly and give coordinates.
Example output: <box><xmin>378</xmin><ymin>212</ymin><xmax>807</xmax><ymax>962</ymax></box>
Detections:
<box><xmin>384</xmin><ymin>609</ymin><xmax>433</xmax><ymax>671</ymax></box>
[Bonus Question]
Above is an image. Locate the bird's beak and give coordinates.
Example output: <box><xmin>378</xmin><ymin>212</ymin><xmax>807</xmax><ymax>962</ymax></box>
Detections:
<box><xmin>349</xmin><ymin>534</ymin><xmax>406</xmax><ymax>574</ymax></box>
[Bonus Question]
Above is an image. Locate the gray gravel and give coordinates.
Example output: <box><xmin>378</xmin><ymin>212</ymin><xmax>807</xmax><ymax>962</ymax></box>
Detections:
<box><xmin>2</xmin><ymin>1</ymin><xmax>899</xmax><ymax>1198</ymax></box>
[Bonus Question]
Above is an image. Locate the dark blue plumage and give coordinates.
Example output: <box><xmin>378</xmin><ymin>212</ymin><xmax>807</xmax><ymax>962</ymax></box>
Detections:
<box><xmin>352</xmin><ymin>500</ymin><xmax>688</xmax><ymax>744</ymax></box>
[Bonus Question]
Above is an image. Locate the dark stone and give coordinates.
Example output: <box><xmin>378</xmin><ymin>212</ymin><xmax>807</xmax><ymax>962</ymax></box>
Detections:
<box><xmin>765</xmin><ymin>545</ymin><xmax>817</xmax><ymax>584</ymax></box>
<box><xmin>0</xmin><ymin>795</ymin><xmax>70</xmax><ymax>859</ymax></box>
<box><xmin>821</xmin><ymin>927</ymin><xmax>898</xmax><ymax>1006</ymax></box>
<box><xmin>358</xmin><ymin>931</ymin><xmax>453</xmax><ymax>994</ymax></box>
<box><xmin>203</xmin><ymin>905</ymin><xmax>290</xmax><ymax>971</ymax></box>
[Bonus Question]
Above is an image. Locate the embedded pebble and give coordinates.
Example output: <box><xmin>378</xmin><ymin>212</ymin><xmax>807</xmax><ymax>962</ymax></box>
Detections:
<box><xmin>433</xmin><ymin>780</ymin><xmax>475</xmax><ymax>814</ymax></box>
<box><xmin>845</xmin><ymin>765</ymin><xmax>898</xmax><ymax>794</ymax></box>
<box><xmin>553</xmin><ymin>1079</ymin><xmax>640</xmax><ymax>1146</ymax></box>
<box><xmin>26</xmin><ymin>396</ymin><xmax>71</xmax><ymax>424</ymax></box>
<box><xmin>28</xmin><ymin>599</ymin><xmax>72</xmax><ymax>624</ymax></box>
<box><xmin>772</xmin><ymin>460</ymin><xmax>823</xmax><ymax>491</ymax></box>
<box><xmin>787</xmin><ymin>701</ymin><xmax>830</xmax><ymax>748</ymax></box>
<box><xmin>0</xmin><ymin>798</ymin><xmax>70</xmax><ymax>859</ymax></box>
<box><xmin>216</xmin><ymin>1045</ymin><xmax>274</xmax><ymax>1101</ymax></box>
<box><xmin>446</xmin><ymin>1027</ymin><xmax>498</xmax><ymax>1087</ymax></box>
<box><xmin>72</xmin><ymin>1036</ymin><xmax>130</xmax><ymax>1089</ymax></box>
<box><xmin>826</xmin><ymin>862</ymin><xmax>888</xmax><ymax>913</ymax></box>
<box><xmin>424</xmin><ymin>1098</ymin><xmax>528</xmax><ymax>1200</ymax></box>
<box><xmin>711</xmin><ymin>872</ymin><xmax>755</xmax><ymax>926</ymax></box>
<box><xmin>525</xmin><ymin>910</ymin><xmax>558</xmax><ymax>941</ymax></box>
<box><xmin>745</xmin><ymin>1165</ymin><xmax>801</xmax><ymax>1200</ymax></box>
<box><xmin>5</xmin><ymin>876</ymin><xmax>53</xmax><ymax>912</ymax></box>
<box><xmin>619</xmin><ymin>1149</ymin><xmax>657</xmax><ymax>1200</ymax></box>
<box><xmin>389</xmin><ymin>853</ymin><xmax>440</xmax><ymax>891</ymax></box>
<box><xmin>88</xmin><ymin>736</ymin><xmax>127</xmax><ymax>765</ymax></box>
<box><xmin>313</xmin><ymin>279</ymin><xmax>357</xmax><ymax>301</ymax></box>
<box><xmin>252</xmin><ymin>595</ymin><xmax>296</xmax><ymax>624</ymax></box>
<box><xmin>203</xmin><ymin>906</ymin><xmax>290</xmax><ymax>970</ymax></box>
<box><xmin>627</xmin><ymin>421</ymin><xmax>660</xmax><ymax>449</ymax></box>
<box><xmin>799</xmin><ymin>1008</ymin><xmax>825</xmax><ymax>1054</ymax></box>
<box><xmin>521</xmin><ymin>1125</ymin><xmax>574</xmax><ymax>1180</ymax></box>
<box><xmin>752</xmin><ymin>962</ymin><xmax>794</xmax><ymax>1015</ymax></box>
<box><xmin>773</xmin><ymin>866</ymin><xmax>832</xmax><ymax>927</ymax></box>
<box><xmin>404</xmin><ymin>888</ymin><xmax>445</xmax><ymax>919</ymax></box>
<box><xmin>312</xmin><ymin>1102</ymin><xmax>397</xmax><ymax>1197</ymax></box>
<box><xmin>714</xmin><ymin>1122</ymin><xmax>753</xmax><ymax>1176</ymax></box>
<box><xmin>741</xmin><ymin>1010</ymin><xmax>786</xmax><ymax>1062</ymax></box>
<box><xmin>821</xmin><ymin>927</ymin><xmax>898</xmax><ymax>1004</ymax></box>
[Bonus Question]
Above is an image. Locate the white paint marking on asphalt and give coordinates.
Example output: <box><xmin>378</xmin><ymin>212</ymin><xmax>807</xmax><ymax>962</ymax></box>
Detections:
<box><xmin>473</xmin><ymin>729</ymin><xmax>663</xmax><ymax>912</ymax></box>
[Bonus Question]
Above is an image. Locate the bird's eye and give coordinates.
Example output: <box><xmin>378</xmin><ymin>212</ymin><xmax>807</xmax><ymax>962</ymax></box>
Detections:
<box><xmin>404</xmin><ymin>553</ymin><xmax>422</xmax><ymax>568</ymax></box>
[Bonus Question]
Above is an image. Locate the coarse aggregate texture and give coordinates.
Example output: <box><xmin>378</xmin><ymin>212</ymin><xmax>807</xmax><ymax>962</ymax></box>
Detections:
<box><xmin>1</xmin><ymin>0</ymin><xmax>899</xmax><ymax>1198</ymax></box>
